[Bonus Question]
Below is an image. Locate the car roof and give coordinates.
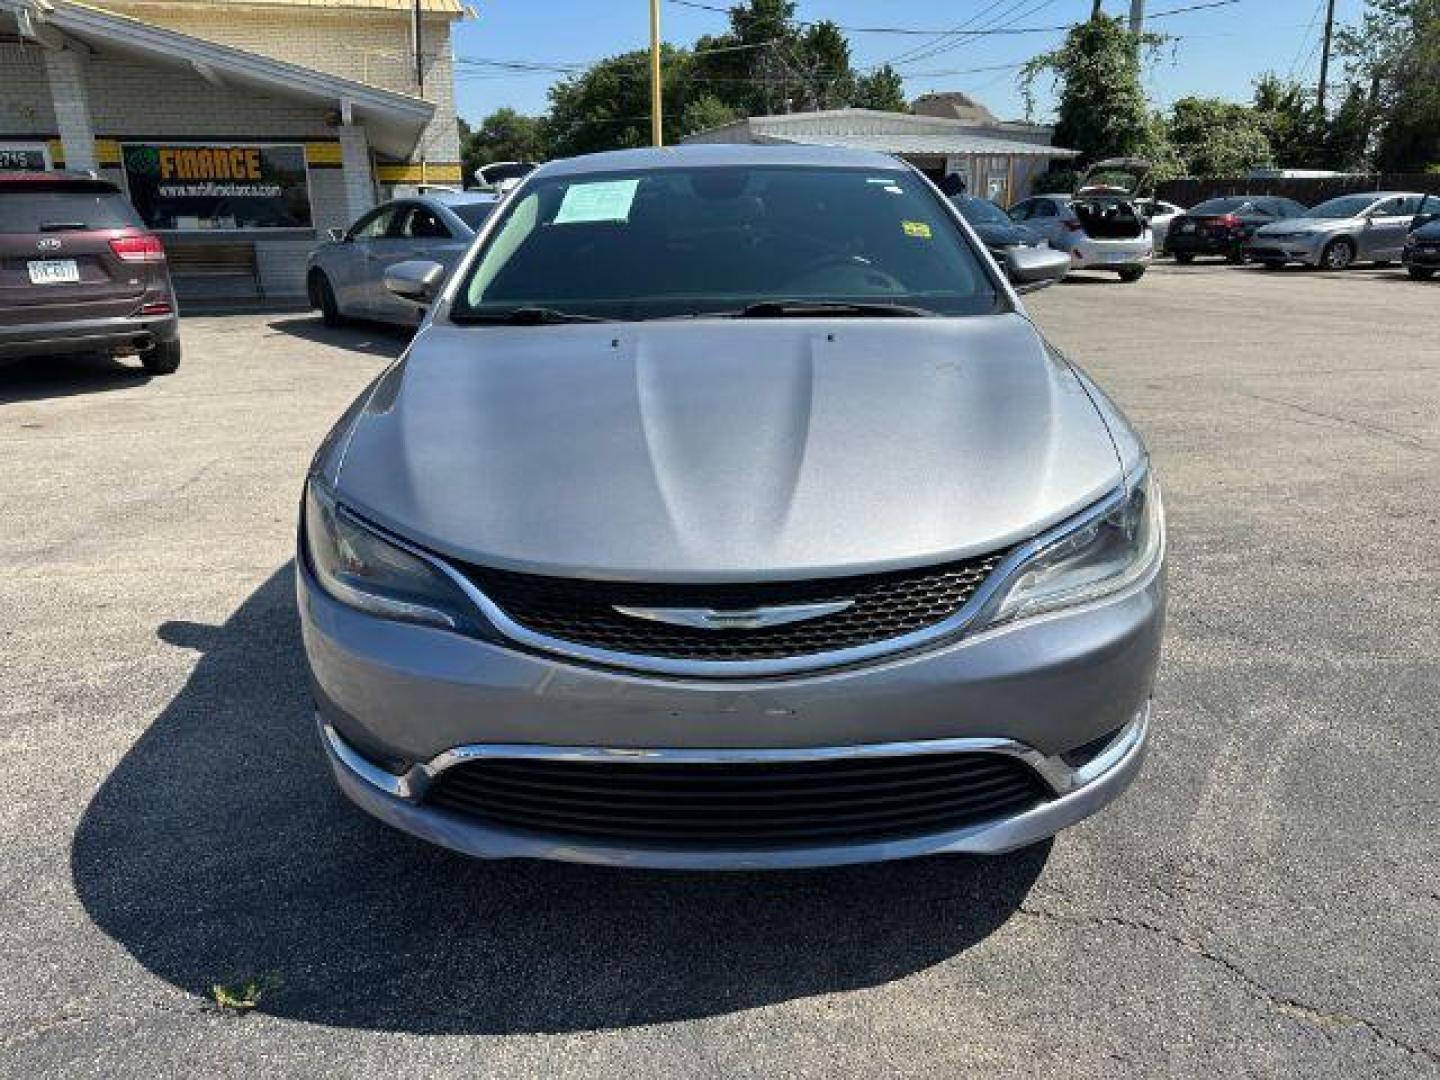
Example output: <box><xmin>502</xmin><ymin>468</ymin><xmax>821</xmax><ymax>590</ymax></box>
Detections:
<box><xmin>536</xmin><ymin>143</ymin><xmax>908</xmax><ymax>179</ymax></box>
<box><xmin>0</xmin><ymin>170</ymin><xmax>121</xmax><ymax>194</ymax></box>
<box><xmin>426</xmin><ymin>191</ymin><xmax>500</xmax><ymax>208</ymax></box>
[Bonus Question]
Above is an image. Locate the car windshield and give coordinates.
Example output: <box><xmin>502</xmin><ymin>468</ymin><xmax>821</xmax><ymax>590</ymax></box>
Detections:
<box><xmin>451</xmin><ymin>164</ymin><xmax>1001</xmax><ymax>322</ymax></box>
<box><xmin>0</xmin><ymin>188</ymin><xmax>142</xmax><ymax>233</ymax></box>
<box><xmin>954</xmin><ymin>197</ymin><xmax>1011</xmax><ymax>227</ymax></box>
<box><xmin>1306</xmin><ymin>194</ymin><xmax>1379</xmax><ymax>219</ymax></box>
<box><xmin>450</xmin><ymin>201</ymin><xmax>497</xmax><ymax>230</ymax></box>
<box><xmin>1190</xmin><ymin>197</ymin><xmax>1252</xmax><ymax>215</ymax></box>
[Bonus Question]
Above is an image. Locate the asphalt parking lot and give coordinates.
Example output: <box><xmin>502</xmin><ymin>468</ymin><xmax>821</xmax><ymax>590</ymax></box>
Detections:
<box><xmin>1</xmin><ymin>262</ymin><xmax>1436</xmax><ymax>1078</ymax></box>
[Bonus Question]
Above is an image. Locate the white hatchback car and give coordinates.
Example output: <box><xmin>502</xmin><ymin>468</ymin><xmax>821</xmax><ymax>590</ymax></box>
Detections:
<box><xmin>1008</xmin><ymin>192</ymin><xmax>1154</xmax><ymax>282</ymax></box>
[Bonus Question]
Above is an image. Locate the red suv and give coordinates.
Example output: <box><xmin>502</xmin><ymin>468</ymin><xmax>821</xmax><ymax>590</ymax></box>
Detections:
<box><xmin>0</xmin><ymin>171</ymin><xmax>180</xmax><ymax>374</ymax></box>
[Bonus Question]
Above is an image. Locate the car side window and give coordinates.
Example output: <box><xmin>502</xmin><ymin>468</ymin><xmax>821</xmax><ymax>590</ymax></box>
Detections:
<box><xmin>1030</xmin><ymin>200</ymin><xmax>1058</xmax><ymax>219</ymax></box>
<box><xmin>1008</xmin><ymin>200</ymin><xmax>1033</xmax><ymax>221</ymax></box>
<box><xmin>398</xmin><ymin>206</ymin><xmax>452</xmax><ymax>240</ymax></box>
<box><xmin>1374</xmin><ymin>197</ymin><xmax>1406</xmax><ymax>217</ymax></box>
<box><xmin>1399</xmin><ymin>195</ymin><xmax>1424</xmax><ymax>215</ymax></box>
<box><xmin>350</xmin><ymin>206</ymin><xmax>395</xmax><ymax>240</ymax></box>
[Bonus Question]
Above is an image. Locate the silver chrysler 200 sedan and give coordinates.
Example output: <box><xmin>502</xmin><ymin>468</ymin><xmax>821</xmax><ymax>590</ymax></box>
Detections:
<box><xmin>298</xmin><ymin>145</ymin><xmax>1166</xmax><ymax>871</ymax></box>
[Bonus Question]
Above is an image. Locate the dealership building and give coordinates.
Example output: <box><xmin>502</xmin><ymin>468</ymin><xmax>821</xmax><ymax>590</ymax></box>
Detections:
<box><xmin>0</xmin><ymin>0</ymin><xmax>468</xmax><ymax>300</ymax></box>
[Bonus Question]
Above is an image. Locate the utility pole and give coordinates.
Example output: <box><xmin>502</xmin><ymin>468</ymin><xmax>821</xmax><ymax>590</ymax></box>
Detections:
<box><xmin>649</xmin><ymin>0</ymin><xmax>664</xmax><ymax>147</ymax></box>
<box><xmin>1129</xmin><ymin>0</ymin><xmax>1145</xmax><ymax>35</ymax></box>
<box><xmin>1317</xmin><ymin>0</ymin><xmax>1338</xmax><ymax>113</ymax></box>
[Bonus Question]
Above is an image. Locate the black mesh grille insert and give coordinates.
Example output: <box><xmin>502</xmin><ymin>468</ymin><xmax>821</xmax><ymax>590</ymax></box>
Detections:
<box><xmin>426</xmin><ymin>752</ymin><xmax>1049</xmax><ymax>846</ymax></box>
<box><xmin>460</xmin><ymin>551</ymin><xmax>1008</xmax><ymax>662</ymax></box>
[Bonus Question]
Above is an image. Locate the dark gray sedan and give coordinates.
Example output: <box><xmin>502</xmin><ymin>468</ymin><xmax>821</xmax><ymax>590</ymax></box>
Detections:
<box><xmin>299</xmin><ymin>145</ymin><xmax>1163</xmax><ymax>870</ymax></box>
<box><xmin>306</xmin><ymin>190</ymin><xmax>499</xmax><ymax>327</ymax></box>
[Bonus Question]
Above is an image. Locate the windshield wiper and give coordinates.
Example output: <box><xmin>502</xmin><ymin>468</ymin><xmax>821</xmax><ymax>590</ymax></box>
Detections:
<box><xmin>452</xmin><ymin>307</ymin><xmax>612</xmax><ymax>326</ymax></box>
<box><xmin>734</xmin><ymin>300</ymin><xmax>936</xmax><ymax>319</ymax></box>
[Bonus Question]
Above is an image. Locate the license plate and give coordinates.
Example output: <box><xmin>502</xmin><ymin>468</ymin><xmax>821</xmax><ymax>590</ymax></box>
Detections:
<box><xmin>27</xmin><ymin>259</ymin><xmax>80</xmax><ymax>285</ymax></box>
<box><xmin>1105</xmin><ymin>252</ymin><xmax>1131</xmax><ymax>264</ymax></box>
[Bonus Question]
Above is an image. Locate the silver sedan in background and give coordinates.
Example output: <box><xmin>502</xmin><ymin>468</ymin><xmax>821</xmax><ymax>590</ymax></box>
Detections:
<box><xmin>1247</xmin><ymin>191</ymin><xmax>1427</xmax><ymax>270</ymax></box>
<box><xmin>306</xmin><ymin>190</ymin><xmax>499</xmax><ymax>327</ymax></box>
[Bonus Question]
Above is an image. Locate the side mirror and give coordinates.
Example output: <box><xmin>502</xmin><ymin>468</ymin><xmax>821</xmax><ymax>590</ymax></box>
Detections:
<box><xmin>384</xmin><ymin>260</ymin><xmax>446</xmax><ymax>304</ymax></box>
<box><xmin>1006</xmin><ymin>245</ymin><xmax>1071</xmax><ymax>294</ymax></box>
<box><xmin>328</xmin><ymin>227</ymin><xmax>348</xmax><ymax>243</ymax></box>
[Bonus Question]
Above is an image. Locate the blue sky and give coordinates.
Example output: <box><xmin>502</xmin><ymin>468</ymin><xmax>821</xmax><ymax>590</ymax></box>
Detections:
<box><xmin>453</xmin><ymin>0</ymin><xmax>1367</xmax><ymax>126</ymax></box>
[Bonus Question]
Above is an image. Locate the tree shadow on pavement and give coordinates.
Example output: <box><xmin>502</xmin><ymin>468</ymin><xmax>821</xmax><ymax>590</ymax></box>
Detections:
<box><xmin>72</xmin><ymin>565</ymin><xmax>1048</xmax><ymax>1035</ymax></box>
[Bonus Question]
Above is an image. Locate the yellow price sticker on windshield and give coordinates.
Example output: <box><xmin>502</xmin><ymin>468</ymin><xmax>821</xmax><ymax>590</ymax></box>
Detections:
<box><xmin>902</xmin><ymin>220</ymin><xmax>933</xmax><ymax>239</ymax></box>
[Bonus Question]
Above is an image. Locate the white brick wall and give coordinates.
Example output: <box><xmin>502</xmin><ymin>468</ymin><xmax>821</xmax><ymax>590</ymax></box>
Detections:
<box><xmin>90</xmin><ymin>3</ymin><xmax>461</xmax><ymax>165</ymax></box>
<box><xmin>0</xmin><ymin>44</ymin><xmax>58</xmax><ymax>136</ymax></box>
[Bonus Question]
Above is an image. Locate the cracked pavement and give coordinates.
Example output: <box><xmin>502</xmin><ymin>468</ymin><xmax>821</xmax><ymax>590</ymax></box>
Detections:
<box><xmin>1</xmin><ymin>264</ymin><xmax>1437</xmax><ymax>1078</ymax></box>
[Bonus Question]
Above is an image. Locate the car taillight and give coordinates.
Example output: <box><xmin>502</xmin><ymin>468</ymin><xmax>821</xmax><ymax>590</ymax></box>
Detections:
<box><xmin>1214</xmin><ymin>214</ymin><xmax>1242</xmax><ymax>231</ymax></box>
<box><xmin>109</xmin><ymin>233</ymin><xmax>166</xmax><ymax>263</ymax></box>
<box><xmin>139</xmin><ymin>301</ymin><xmax>173</xmax><ymax>316</ymax></box>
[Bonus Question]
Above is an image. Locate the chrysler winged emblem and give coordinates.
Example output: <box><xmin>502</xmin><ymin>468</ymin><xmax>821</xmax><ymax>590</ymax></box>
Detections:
<box><xmin>613</xmin><ymin>600</ymin><xmax>853</xmax><ymax>631</ymax></box>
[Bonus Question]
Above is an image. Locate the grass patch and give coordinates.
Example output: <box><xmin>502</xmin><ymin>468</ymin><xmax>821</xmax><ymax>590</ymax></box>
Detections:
<box><xmin>211</xmin><ymin>974</ymin><xmax>281</xmax><ymax>1013</ymax></box>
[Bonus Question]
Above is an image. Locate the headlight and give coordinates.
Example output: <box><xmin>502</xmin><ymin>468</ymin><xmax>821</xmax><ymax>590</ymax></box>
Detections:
<box><xmin>980</xmin><ymin>467</ymin><xmax>1163</xmax><ymax>626</ymax></box>
<box><xmin>303</xmin><ymin>480</ymin><xmax>480</xmax><ymax>632</ymax></box>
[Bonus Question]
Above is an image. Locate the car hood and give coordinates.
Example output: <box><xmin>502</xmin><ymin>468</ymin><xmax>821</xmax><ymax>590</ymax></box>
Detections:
<box><xmin>333</xmin><ymin>315</ymin><xmax>1124</xmax><ymax>580</ymax></box>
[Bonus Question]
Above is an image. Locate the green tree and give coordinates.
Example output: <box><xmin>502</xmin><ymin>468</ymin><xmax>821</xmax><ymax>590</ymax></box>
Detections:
<box><xmin>1252</xmin><ymin>74</ymin><xmax>1327</xmax><ymax>169</ymax></box>
<box><xmin>1165</xmin><ymin>96</ymin><xmax>1274</xmax><ymax>176</ymax></box>
<box><xmin>460</xmin><ymin>108</ymin><xmax>549</xmax><ymax>182</ymax></box>
<box><xmin>546</xmin><ymin>47</ymin><xmax>695</xmax><ymax>157</ymax></box>
<box><xmin>1337</xmin><ymin>0</ymin><xmax>1440</xmax><ymax>170</ymax></box>
<box><xmin>681</xmin><ymin>94</ymin><xmax>743</xmax><ymax>138</ymax></box>
<box><xmin>1021</xmin><ymin>14</ymin><xmax>1163</xmax><ymax>164</ymax></box>
<box><xmin>855</xmin><ymin>66</ymin><xmax>909</xmax><ymax>112</ymax></box>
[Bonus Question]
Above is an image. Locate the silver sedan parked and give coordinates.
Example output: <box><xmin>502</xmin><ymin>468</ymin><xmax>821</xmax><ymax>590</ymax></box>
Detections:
<box><xmin>1247</xmin><ymin>191</ymin><xmax>1427</xmax><ymax>270</ymax></box>
<box><xmin>306</xmin><ymin>190</ymin><xmax>499</xmax><ymax>327</ymax></box>
<box><xmin>299</xmin><ymin>145</ymin><xmax>1165</xmax><ymax>870</ymax></box>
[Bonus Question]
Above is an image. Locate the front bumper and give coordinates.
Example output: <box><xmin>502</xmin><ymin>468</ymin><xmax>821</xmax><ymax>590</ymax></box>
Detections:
<box><xmin>300</xmin><ymin>543</ymin><xmax>1165</xmax><ymax>867</ymax></box>
<box><xmin>320</xmin><ymin>706</ymin><xmax>1150</xmax><ymax>870</ymax></box>
<box><xmin>1403</xmin><ymin>244</ymin><xmax>1440</xmax><ymax>268</ymax></box>
<box><xmin>1245</xmin><ymin>237</ymin><xmax>1324</xmax><ymax>265</ymax></box>
<box><xmin>0</xmin><ymin>313</ymin><xmax>179</xmax><ymax>359</ymax></box>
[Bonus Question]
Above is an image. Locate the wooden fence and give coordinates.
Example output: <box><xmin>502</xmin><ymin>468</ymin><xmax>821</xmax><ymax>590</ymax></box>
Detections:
<box><xmin>1156</xmin><ymin>173</ymin><xmax>1440</xmax><ymax>207</ymax></box>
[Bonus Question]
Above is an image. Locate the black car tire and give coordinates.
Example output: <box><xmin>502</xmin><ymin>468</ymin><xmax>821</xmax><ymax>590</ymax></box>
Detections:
<box><xmin>1409</xmin><ymin>266</ymin><xmax>1435</xmax><ymax>280</ymax></box>
<box><xmin>142</xmin><ymin>338</ymin><xmax>181</xmax><ymax>375</ymax></box>
<box><xmin>1261</xmin><ymin>261</ymin><xmax>1285</xmax><ymax>271</ymax></box>
<box><xmin>1118</xmin><ymin>267</ymin><xmax>1146</xmax><ymax>283</ymax></box>
<box><xmin>1320</xmin><ymin>238</ymin><xmax>1355</xmax><ymax>271</ymax></box>
<box><xmin>312</xmin><ymin>271</ymin><xmax>344</xmax><ymax>327</ymax></box>
<box><xmin>1173</xmin><ymin>251</ymin><xmax>1195</xmax><ymax>264</ymax></box>
<box><xmin>1373</xmin><ymin>260</ymin><xmax>1392</xmax><ymax>268</ymax></box>
<box><xmin>1226</xmin><ymin>246</ymin><xmax>1246</xmax><ymax>264</ymax></box>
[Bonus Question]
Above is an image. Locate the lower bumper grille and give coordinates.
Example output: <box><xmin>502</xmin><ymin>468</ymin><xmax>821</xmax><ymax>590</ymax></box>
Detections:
<box><xmin>425</xmin><ymin>752</ymin><xmax>1050</xmax><ymax>846</ymax></box>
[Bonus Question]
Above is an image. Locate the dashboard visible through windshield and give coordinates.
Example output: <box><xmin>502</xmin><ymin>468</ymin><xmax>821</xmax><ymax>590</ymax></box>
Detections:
<box><xmin>450</xmin><ymin>165</ymin><xmax>1002</xmax><ymax>322</ymax></box>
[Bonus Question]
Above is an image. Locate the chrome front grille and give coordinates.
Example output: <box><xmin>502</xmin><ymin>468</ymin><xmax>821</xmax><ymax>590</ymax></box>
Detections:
<box><xmin>459</xmin><ymin>551</ymin><xmax>1009</xmax><ymax>663</ymax></box>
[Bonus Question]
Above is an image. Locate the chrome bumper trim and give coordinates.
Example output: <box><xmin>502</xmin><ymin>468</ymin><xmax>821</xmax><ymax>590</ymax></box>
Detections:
<box><xmin>319</xmin><ymin>705</ymin><xmax>1150</xmax><ymax>869</ymax></box>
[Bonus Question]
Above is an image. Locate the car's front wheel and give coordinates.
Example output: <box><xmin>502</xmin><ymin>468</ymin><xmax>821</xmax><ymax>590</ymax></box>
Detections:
<box><xmin>141</xmin><ymin>338</ymin><xmax>181</xmax><ymax>375</ymax></box>
<box><xmin>1117</xmin><ymin>267</ymin><xmax>1146</xmax><ymax>283</ymax></box>
<box><xmin>1320</xmin><ymin>238</ymin><xmax>1356</xmax><ymax>271</ymax></box>
<box><xmin>311</xmin><ymin>271</ymin><xmax>344</xmax><ymax>328</ymax></box>
<box><xmin>1172</xmin><ymin>251</ymin><xmax>1195</xmax><ymax>264</ymax></box>
<box><xmin>1409</xmin><ymin>266</ymin><xmax>1436</xmax><ymax>281</ymax></box>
